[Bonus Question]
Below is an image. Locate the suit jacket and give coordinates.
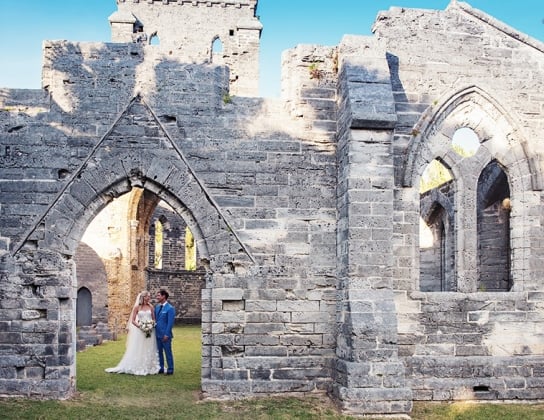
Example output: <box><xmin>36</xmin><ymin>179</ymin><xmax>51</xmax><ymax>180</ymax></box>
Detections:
<box><xmin>155</xmin><ymin>301</ymin><xmax>175</xmax><ymax>339</ymax></box>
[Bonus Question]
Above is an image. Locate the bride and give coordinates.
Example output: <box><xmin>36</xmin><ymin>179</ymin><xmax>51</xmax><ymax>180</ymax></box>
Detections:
<box><xmin>105</xmin><ymin>290</ymin><xmax>160</xmax><ymax>375</ymax></box>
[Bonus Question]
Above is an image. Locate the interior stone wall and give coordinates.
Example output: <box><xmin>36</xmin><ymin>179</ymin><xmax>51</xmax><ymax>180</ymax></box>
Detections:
<box><xmin>74</xmin><ymin>243</ymin><xmax>109</xmax><ymax>324</ymax></box>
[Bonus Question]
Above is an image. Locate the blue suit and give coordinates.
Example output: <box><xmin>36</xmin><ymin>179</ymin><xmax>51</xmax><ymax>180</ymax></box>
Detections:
<box><xmin>155</xmin><ymin>301</ymin><xmax>175</xmax><ymax>373</ymax></box>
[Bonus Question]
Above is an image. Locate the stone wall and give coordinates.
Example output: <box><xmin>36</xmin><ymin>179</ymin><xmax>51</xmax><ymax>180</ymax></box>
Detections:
<box><xmin>376</xmin><ymin>2</ymin><xmax>544</xmax><ymax>407</ymax></box>
<box><xmin>147</xmin><ymin>201</ymin><xmax>206</xmax><ymax>323</ymax></box>
<box><xmin>74</xmin><ymin>243</ymin><xmax>109</xmax><ymax>324</ymax></box>
<box><xmin>147</xmin><ymin>270</ymin><xmax>205</xmax><ymax>324</ymax></box>
<box><xmin>110</xmin><ymin>0</ymin><xmax>261</xmax><ymax>96</ymax></box>
<box><xmin>0</xmin><ymin>1</ymin><xmax>543</xmax><ymax>416</ymax></box>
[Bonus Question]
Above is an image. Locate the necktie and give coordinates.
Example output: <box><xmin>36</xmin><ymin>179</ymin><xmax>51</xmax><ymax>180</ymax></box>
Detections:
<box><xmin>158</xmin><ymin>305</ymin><xmax>163</xmax><ymax>315</ymax></box>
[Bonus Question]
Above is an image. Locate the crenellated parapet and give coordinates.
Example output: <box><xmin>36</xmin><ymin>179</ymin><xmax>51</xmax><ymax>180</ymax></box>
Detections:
<box><xmin>116</xmin><ymin>0</ymin><xmax>258</xmax><ymax>11</ymax></box>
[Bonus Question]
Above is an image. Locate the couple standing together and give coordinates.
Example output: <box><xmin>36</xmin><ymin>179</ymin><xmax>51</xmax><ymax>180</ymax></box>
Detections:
<box><xmin>106</xmin><ymin>289</ymin><xmax>175</xmax><ymax>376</ymax></box>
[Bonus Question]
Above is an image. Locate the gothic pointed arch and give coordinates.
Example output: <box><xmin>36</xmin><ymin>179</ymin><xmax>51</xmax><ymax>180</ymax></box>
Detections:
<box><xmin>13</xmin><ymin>95</ymin><xmax>254</xmax><ymax>272</ymax></box>
<box><xmin>402</xmin><ymin>85</ymin><xmax>541</xmax><ymax>191</ymax></box>
<box><xmin>403</xmin><ymin>85</ymin><xmax>541</xmax><ymax>292</ymax></box>
<box><xmin>5</xmin><ymin>93</ymin><xmax>257</xmax><ymax>402</ymax></box>
<box><xmin>211</xmin><ymin>35</ymin><xmax>224</xmax><ymax>63</ymax></box>
<box><xmin>477</xmin><ymin>160</ymin><xmax>511</xmax><ymax>291</ymax></box>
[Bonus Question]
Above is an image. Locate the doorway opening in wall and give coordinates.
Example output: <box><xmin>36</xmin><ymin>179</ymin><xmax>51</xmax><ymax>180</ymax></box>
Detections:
<box><xmin>73</xmin><ymin>187</ymin><xmax>205</xmax><ymax>374</ymax></box>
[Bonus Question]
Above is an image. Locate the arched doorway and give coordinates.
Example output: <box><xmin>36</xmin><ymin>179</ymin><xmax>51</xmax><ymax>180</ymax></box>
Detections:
<box><xmin>7</xmin><ymin>95</ymin><xmax>253</xmax><ymax>398</ymax></box>
<box><xmin>76</xmin><ymin>287</ymin><xmax>92</xmax><ymax>327</ymax></box>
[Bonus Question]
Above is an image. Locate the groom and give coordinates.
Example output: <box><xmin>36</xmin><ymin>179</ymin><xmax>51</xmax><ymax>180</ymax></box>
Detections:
<box><xmin>155</xmin><ymin>289</ymin><xmax>175</xmax><ymax>375</ymax></box>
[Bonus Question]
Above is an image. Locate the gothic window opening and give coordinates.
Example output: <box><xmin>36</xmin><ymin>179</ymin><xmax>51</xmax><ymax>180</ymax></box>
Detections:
<box><xmin>452</xmin><ymin>127</ymin><xmax>480</xmax><ymax>157</ymax></box>
<box><xmin>149</xmin><ymin>32</ymin><xmax>160</xmax><ymax>45</ymax></box>
<box><xmin>420</xmin><ymin>159</ymin><xmax>455</xmax><ymax>291</ymax></box>
<box><xmin>147</xmin><ymin>200</ymin><xmax>202</xmax><ymax>273</ymax></box>
<box><xmin>211</xmin><ymin>36</ymin><xmax>224</xmax><ymax>63</ymax></box>
<box><xmin>420</xmin><ymin>159</ymin><xmax>452</xmax><ymax>194</ymax></box>
<box><xmin>420</xmin><ymin>204</ymin><xmax>454</xmax><ymax>291</ymax></box>
<box><xmin>146</xmin><ymin>199</ymin><xmax>206</xmax><ymax>325</ymax></box>
<box><xmin>415</xmin><ymin>122</ymin><xmax>518</xmax><ymax>293</ymax></box>
<box><xmin>154</xmin><ymin>217</ymin><xmax>165</xmax><ymax>269</ymax></box>
<box><xmin>212</xmin><ymin>37</ymin><xmax>223</xmax><ymax>53</ymax></box>
<box><xmin>185</xmin><ymin>227</ymin><xmax>197</xmax><ymax>271</ymax></box>
<box><xmin>477</xmin><ymin>160</ymin><xmax>511</xmax><ymax>291</ymax></box>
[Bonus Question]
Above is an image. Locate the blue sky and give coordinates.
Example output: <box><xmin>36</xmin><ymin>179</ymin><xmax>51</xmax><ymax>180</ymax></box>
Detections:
<box><xmin>0</xmin><ymin>0</ymin><xmax>542</xmax><ymax>97</ymax></box>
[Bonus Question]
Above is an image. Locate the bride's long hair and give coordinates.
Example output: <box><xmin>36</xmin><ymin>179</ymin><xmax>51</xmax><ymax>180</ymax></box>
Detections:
<box><xmin>126</xmin><ymin>290</ymin><xmax>151</xmax><ymax>330</ymax></box>
<box><xmin>137</xmin><ymin>290</ymin><xmax>151</xmax><ymax>307</ymax></box>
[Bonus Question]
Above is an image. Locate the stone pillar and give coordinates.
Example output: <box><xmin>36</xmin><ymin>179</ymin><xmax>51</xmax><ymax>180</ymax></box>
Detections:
<box><xmin>455</xmin><ymin>165</ymin><xmax>478</xmax><ymax>293</ymax></box>
<box><xmin>332</xmin><ymin>35</ymin><xmax>412</xmax><ymax>416</ymax></box>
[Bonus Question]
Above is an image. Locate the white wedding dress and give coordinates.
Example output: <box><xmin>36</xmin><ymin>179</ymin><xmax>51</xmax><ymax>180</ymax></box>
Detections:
<box><xmin>105</xmin><ymin>309</ymin><xmax>160</xmax><ymax>375</ymax></box>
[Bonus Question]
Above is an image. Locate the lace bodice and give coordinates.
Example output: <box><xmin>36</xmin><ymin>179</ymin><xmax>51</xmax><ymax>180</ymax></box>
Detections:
<box><xmin>138</xmin><ymin>309</ymin><xmax>153</xmax><ymax>322</ymax></box>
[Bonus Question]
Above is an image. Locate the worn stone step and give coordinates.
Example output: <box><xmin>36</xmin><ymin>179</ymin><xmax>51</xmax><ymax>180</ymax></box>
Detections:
<box><xmin>300</xmin><ymin>97</ymin><xmax>336</xmax><ymax>111</ymax></box>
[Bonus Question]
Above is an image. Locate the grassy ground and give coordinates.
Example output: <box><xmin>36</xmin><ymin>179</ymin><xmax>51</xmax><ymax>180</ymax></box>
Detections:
<box><xmin>1</xmin><ymin>326</ymin><xmax>543</xmax><ymax>419</ymax></box>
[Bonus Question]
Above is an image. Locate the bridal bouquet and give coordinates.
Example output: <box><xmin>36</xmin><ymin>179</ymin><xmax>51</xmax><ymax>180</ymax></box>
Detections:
<box><xmin>139</xmin><ymin>320</ymin><xmax>155</xmax><ymax>338</ymax></box>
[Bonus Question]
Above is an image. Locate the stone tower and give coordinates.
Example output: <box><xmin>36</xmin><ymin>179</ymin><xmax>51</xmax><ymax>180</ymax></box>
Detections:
<box><xmin>108</xmin><ymin>0</ymin><xmax>262</xmax><ymax>96</ymax></box>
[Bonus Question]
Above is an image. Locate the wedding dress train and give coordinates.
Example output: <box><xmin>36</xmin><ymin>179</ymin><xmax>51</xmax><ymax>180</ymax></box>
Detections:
<box><xmin>105</xmin><ymin>309</ymin><xmax>160</xmax><ymax>375</ymax></box>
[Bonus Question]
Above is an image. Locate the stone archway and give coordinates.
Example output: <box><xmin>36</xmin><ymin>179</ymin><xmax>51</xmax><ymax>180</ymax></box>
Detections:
<box><xmin>82</xmin><ymin>186</ymin><xmax>209</xmax><ymax>333</ymax></box>
<box><xmin>8</xmin><ymin>95</ymin><xmax>254</xmax><ymax>398</ymax></box>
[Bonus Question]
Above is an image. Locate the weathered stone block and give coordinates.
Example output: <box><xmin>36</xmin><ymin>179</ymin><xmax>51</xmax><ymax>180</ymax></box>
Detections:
<box><xmin>211</xmin><ymin>287</ymin><xmax>244</xmax><ymax>301</ymax></box>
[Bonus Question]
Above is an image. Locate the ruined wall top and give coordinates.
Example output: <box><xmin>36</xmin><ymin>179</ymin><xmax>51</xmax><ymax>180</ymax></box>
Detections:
<box><xmin>109</xmin><ymin>0</ymin><xmax>261</xmax><ymax>96</ymax></box>
<box><xmin>116</xmin><ymin>0</ymin><xmax>258</xmax><ymax>8</ymax></box>
<box><xmin>110</xmin><ymin>0</ymin><xmax>260</xmax><ymax>47</ymax></box>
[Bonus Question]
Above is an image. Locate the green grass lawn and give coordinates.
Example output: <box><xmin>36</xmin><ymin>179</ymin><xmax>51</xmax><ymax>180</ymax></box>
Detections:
<box><xmin>1</xmin><ymin>325</ymin><xmax>543</xmax><ymax>419</ymax></box>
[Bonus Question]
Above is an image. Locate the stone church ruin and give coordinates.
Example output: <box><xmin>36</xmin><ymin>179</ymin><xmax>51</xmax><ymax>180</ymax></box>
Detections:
<box><xmin>1</xmin><ymin>0</ymin><xmax>543</xmax><ymax>416</ymax></box>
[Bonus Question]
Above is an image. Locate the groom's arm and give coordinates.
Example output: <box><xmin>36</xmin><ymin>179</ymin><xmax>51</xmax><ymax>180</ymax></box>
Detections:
<box><xmin>165</xmin><ymin>305</ymin><xmax>175</xmax><ymax>337</ymax></box>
